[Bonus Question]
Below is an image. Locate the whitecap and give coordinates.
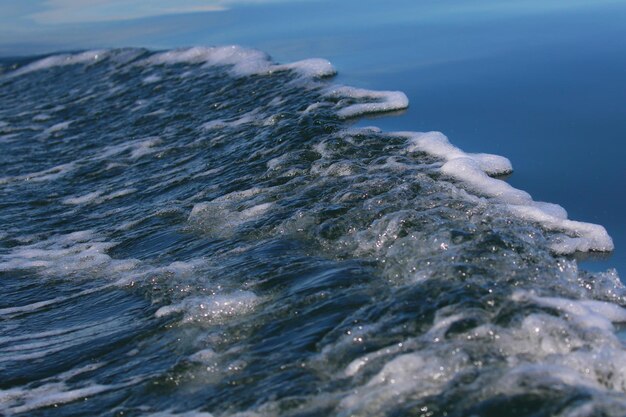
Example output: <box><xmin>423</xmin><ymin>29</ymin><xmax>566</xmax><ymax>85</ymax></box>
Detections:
<box><xmin>8</xmin><ymin>50</ymin><xmax>108</xmax><ymax>77</ymax></box>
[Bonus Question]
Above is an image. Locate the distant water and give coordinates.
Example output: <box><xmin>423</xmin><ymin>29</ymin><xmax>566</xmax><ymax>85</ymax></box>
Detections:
<box><xmin>1</xmin><ymin>47</ymin><xmax>625</xmax><ymax>416</ymax></box>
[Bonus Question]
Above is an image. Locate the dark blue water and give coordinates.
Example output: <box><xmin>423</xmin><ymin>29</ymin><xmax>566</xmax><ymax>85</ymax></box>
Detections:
<box><xmin>0</xmin><ymin>47</ymin><xmax>625</xmax><ymax>416</ymax></box>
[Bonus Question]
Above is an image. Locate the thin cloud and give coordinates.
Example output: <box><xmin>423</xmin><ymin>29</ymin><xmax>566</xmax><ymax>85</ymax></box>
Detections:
<box><xmin>31</xmin><ymin>0</ymin><xmax>228</xmax><ymax>24</ymax></box>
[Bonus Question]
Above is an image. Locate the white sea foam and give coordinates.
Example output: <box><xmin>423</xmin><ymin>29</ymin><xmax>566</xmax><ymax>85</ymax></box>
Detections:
<box><xmin>8</xmin><ymin>50</ymin><xmax>108</xmax><ymax>77</ymax></box>
<box><xmin>0</xmin><ymin>230</ymin><xmax>139</xmax><ymax>277</ymax></box>
<box><xmin>0</xmin><ymin>364</ymin><xmax>110</xmax><ymax>414</ymax></box>
<box><xmin>188</xmin><ymin>188</ymin><xmax>273</xmax><ymax>237</ymax></box>
<box><xmin>120</xmin><ymin>259</ymin><xmax>207</xmax><ymax>286</ymax></box>
<box><xmin>405</xmin><ymin>131</ymin><xmax>512</xmax><ymax>176</ymax></box>
<box><xmin>340</xmin><ymin>350</ymin><xmax>468</xmax><ymax>415</ymax></box>
<box><xmin>399</xmin><ymin>131</ymin><xmax>613</xmax><ymax>253</ymax></box>
<box><xmin>506</xmin><ymin>205</ymin><xmax>613</xmax><ymax>253</ymax></box>
<box><xmin>272</xmin><ymin>58</ymin><xmax>336</xmax><ymax>78</ymax></box>
<box><xmin>325</xmin><ymin>86</ymin><xmax>409</xmax><ymax>118</ymax></box>
<box><xmin>512</xmin><ymin>291</ymin><xmax>626</xmax><ymax>332</ymax></box>
<box><xmin>155</xmin><ymin>291</ymin><xmax>259</xmax><ymax>324</ymax></box>
<box><xmin>332</xmin><ymin>291</ymin><xmax>626</xmax><ymax>414</ymax></box>
<box><xmin>144</xmin><ymin>46</ymin><xmax>335</xmax><ymax>78</ymax></box>
<box><xmin>189</xmin><ymin>201</ymin><xmax>273</xmax><ymax>237</ymax></box>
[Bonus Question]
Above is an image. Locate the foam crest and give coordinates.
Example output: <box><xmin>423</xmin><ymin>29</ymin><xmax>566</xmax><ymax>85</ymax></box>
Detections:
<box><xmin>325</xmin><ymin>86</ymin><xmax>409</xmax><ymax>118</ymax></box>
<box><xmin>405</xmin><ymin>131</ymin><xmax>513</xmax><ymax>176</ymax></box>
<box><xmin>507</xmin><ymin>205</ymin><xmax>613</xmax><ymax>253</ymax></box>
<box><xmin>400</xmin><ymin>131</ymin><xmax>613</xmax><ymax>253</ymax></box>
<box><xmin>4</xmin><ymin>46</ymin><xmax>333</xmax><ymax>80</ymax></box>
<box><xmin>273</xmin><ymin>58</ymin><xmax>336</xmax><ymax>78</ymax></box>
<box><xmin>8</xmin><ymin>50</ymin><xmax>108</xmax><ymax>77</ymax></box>
<box><xmin>144</xmin><ymin>46</ymin><xmax>335</xmax><ymax>78</ymax></box>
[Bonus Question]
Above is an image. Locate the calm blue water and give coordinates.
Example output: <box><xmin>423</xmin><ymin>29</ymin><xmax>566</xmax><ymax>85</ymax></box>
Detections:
<box><xmin>1</xmin><ymin>1</ymin><xmax>625</xmax><ymax>416</ymax></box>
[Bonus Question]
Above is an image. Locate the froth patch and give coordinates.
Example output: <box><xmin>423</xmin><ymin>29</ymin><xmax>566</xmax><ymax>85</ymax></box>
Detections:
<box><xmin>340</xmin><ymin>351</ymin><xmax>468</xmax><ymax>415</ymax></box>
<box><xmin>155</xmin><ymin>291</ymin><xmax>259</xmax><ymax>324</ymax></box>
<box><xmin>0</xmin><ymin>363</ymin><xmax>139</xmax><ymax>415</ymax></box>
<box><xmin>400</xmin><ymin>131</ymin><xmax>613</xmax><ymax>254</ymax></box>
<box><xmin>0</xmin><ymin>230</ymin><xmax>139</xmax><ymax>277</ymax></box>
<box><xmin>325</xmin><ymin>86</ymin><xmax>409</xmax><ymax>118</ymax></box>
<box><xmin>0</xmin><ymin>376</ymin><xmax>140</xmax><ymax>415</ymax></box>
<box><xmin>405</xmin><ymin>131</ymin><xmax>513</xmax><ymax>176</ymax></box>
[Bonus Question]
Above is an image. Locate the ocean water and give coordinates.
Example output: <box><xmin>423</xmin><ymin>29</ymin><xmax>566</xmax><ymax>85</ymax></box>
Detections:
<box><xmin>0</xmin><ymin>46</ymin><xmax>625</xmax><ymax>417</ymax></box>
<box><xmin>4</xmin><ymin>0</ymin><xmax>623</xmax><ymax>272</ymax></box>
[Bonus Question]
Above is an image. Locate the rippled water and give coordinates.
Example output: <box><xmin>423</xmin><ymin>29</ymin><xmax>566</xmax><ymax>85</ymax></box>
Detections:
<box><xmin>0</xmin><ymin>47</ymin><xmax>625</xmax><ymax>416</ymax></box>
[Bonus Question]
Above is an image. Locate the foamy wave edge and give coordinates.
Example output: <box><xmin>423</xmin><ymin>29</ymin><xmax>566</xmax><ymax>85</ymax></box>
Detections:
<box><xmin>5</xmin><ymin>46</ymin><xmax>336</xmax><ymax>79</ymax></box>
<box><xmin>6</xmin><ymin>46</ymin><xmax>613</xmax><ymax>254</ymax></box>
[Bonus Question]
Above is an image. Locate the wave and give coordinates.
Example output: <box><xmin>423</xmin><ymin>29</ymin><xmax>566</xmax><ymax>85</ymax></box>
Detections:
<box><xmin>0</xmin><ymin>46</ymin><xmax>623</xmax><ymax>416</ymax></box>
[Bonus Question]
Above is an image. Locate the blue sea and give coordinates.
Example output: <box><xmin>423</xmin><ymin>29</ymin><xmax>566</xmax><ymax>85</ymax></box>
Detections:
<box><xmin>1</xmin><ymin>1</ymin><xmax>625</xmax><ymax>416</ymax></box>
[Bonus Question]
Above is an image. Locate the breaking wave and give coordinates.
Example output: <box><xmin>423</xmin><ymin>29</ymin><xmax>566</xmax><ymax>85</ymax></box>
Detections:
<box><xmin>0</xmin><ymin>46</ymin><xmax>623</xmax><ymax>416</ymax></box>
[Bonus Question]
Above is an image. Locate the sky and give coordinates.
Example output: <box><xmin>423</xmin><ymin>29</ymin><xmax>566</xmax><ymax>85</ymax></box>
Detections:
<box><xmin>0</xmin><ymin>0</ymin><xmax>311</xmax><ymax>55</ymax></box>
<box><xmin>0</xmin><ymin>0</ymin><xmax>311</xmax><ymax>27</ymax></box>
<box><xmin>0</xmin><ymin>0</ymin><xmax>622</xmax><ymax>56</ymax></box>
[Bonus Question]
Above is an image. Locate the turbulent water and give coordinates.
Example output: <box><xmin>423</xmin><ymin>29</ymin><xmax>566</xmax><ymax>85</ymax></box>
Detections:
<box><xmin>0</xmin><ymin>46</ymin><xmax>624</xmax><ymax>416</ymax></box>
